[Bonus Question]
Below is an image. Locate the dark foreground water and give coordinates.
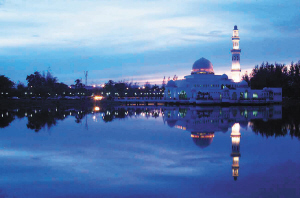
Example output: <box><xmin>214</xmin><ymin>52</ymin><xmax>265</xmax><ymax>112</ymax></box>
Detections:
<box><xmin>0</xmin><ymin>105</ymin><xmax>299</xmax><ymax>198</ymax></box>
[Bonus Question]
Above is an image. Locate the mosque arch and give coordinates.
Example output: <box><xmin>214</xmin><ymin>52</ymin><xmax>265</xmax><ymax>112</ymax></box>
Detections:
<box><xmin>245</xmin><ymin>90</ymin><xmax>248</xmax><ymax>99</ymax></box>
<box><xmin>179</xmin><ymin>90</ymin><xmax>187</xmax><ymax>100</ymax></box>
<box><xmin>232</xmin><ymin>92</ymin><xmax>237</xmax><ymax>100</ymax></box>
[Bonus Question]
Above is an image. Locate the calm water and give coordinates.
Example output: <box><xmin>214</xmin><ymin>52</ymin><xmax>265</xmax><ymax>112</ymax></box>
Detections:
<box><xmin>0</xmin><ymin>105</ymin><xmax>299</xmax><ymax>198</ymax></box>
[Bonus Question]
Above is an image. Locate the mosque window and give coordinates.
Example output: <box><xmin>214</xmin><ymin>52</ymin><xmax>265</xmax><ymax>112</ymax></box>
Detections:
<box><xmin>253</xmin><ymin>93</ymin><xmax>258</xmax><ymax>98</ymax></box>
<box><xmin>240</xmin><ymin>92</ymin><xmax>244</xmax><ymax>98</ymax></box>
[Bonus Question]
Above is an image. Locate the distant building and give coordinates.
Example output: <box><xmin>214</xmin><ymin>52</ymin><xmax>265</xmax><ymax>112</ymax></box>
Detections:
<box><xmin>70</xmin><ymin>85</ymin><xmax>94</xmax><ymax>90</ymax></box>
<box><xmin>164</xmin><ymin>26</ymin><xmax>282</xmax><ymax>103</ymax></box>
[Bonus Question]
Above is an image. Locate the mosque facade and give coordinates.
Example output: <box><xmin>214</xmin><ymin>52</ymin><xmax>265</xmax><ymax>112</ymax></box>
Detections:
<box><xmin>164</xmin><ymin>26</ymin><xmax>282</xmax><ymax>104</ymax></box>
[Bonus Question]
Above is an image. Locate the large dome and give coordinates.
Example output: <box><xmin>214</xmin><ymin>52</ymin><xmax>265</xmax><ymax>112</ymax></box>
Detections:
<box><xmin>191</xmin><ymin>57</ymin><xmax>214</xmax><ymax>74</ymax></box>
<box><xmin>191</xmin><ymin>132</ymin><xmax>214</xmax><ymax>149</ymax></box>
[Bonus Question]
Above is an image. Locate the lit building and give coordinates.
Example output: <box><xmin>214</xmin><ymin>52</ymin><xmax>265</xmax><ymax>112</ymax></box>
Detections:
<box><xmin>231</xmin><ymin>25</ymin><xmax>241</xmax><ymax>82</ymax></box>
<box><xmin>164</xmin><ymin>26</ymin><xmax>282</xmax><ymax>104</ymax></box>
<box><xmin>231</xmin><ymin>123</ymin><xmax>241</xmax><ymax>181</ymax></box>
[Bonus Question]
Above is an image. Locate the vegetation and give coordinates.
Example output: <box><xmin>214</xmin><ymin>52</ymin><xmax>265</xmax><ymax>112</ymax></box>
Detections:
<box><xmin>1</xmin><ymin>106</ymin><xmax>299</xmax><ymax>139</ymax></box>
<box><xmin>2</xmin><ymin>61</ymin><xmax>300</xmax><ymax>101</ymax></box>
<box><xmin>0</xmin><ymin>75</ymin><xmax>15</xmax><ymax>97</ymax></box>
<box><xmin>243</xmin><ymin>61</ymin><xmax>300</xmax><ymax>98</ymax></box>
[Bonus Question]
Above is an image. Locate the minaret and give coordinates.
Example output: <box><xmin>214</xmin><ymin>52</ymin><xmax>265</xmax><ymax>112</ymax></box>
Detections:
<box><xmin>231</xmin><ymin>25</ymin><xmax>241</xmax><ymax>82</ymax></box>
<box><xmin>231</xmin><ymin>123</ymin><xmax>241</xmax><ymax>181</ymax></box>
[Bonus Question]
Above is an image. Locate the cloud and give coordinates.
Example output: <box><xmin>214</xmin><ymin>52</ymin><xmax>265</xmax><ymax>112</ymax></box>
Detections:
<box><xmin>0</xmin><ymin>0</ymin><xmax>299</xmax><ymax>84</ymax></box>
<box><xmin>0</xmin><ymin>0</ymin><xmax>292</xmax><ymax>53</ymax></box>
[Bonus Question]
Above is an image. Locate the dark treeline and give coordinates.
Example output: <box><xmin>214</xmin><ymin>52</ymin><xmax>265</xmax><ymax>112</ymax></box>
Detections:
<box><xmin>250</xmin><ymin>105</ymin><xmax>300</xmax><ymax>140</ymax></box>
<box><xmin>0</xmin><ymin>107</ymin><xmax>160</xmax><ymax>132</ymax></box>
<box><xmin>1</xmin><ymin>106</ymin><xmax>299</xmax><ymax>139</ymax></box>
<box><xmin>243</xmin><ymin>61</ymin><xmax>300</xmax><ymax>98</ymax></box>
<box><xmin>0</xmin><ymin>108</ymin><xmax>89</xmax><ymax>132</ymax></box>
<box><xmin>1</xmin><ymin>70</ymin><xmax>166</xmax><ymax>99</ymax></box>
<box><xmin>1</xmin><ymin>70</ymin><xmax>90</xmax><ymax>99</ymax></box>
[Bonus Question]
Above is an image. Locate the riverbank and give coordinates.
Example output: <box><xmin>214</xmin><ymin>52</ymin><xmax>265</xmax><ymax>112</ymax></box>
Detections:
<box><xmin>0</xmin><ymin>98</ymin><xmax>122</xmax><ymax>110</ymax></box>
<box><xmin>0</xmin><ymin>97</ymin><xmax>298</xmax><ymax>110</ymax></box>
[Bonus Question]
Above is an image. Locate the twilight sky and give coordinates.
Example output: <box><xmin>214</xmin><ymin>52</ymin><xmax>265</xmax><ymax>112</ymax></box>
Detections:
<box><xmin>0</xmin><ymin>0</ymin><xmax>299</xmax><ymax>86</ymax></box>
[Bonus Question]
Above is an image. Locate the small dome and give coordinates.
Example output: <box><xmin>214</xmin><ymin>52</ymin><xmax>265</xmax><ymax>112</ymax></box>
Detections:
<box><xmin>239</xmin><ymin>80</ymin><xmax>248</xmax><ymax>88</ymax></box>
<box><xmin>191</xmin><ymin>57</ymin><xmax>214</xmax><ymax>74</ymax></box>
<box><xmin>221</xmin><ymin>74</ymin><xmax>228</xmax><ymax>80</ymax></box>
<box><xmin>166</xmin><ymin>80</ymin><xmax>177</xmax><ymax>87</ymax></box>
<box><xmin>166</xmin><ymin>120</ymin><xmax>177</xmax><ymax>128</ymax></box>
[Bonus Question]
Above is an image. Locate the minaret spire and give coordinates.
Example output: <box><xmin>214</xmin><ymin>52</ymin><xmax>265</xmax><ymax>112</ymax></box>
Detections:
<box><xmin>231</xmin><ymin>25</ymin><xmax>241</xmax><ymax>82</ymax></box>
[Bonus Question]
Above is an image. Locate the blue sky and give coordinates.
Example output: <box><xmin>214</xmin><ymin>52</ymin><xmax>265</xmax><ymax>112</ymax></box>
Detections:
<box><xmin>0</xmin><ymin>0</ymin><xmax>299</xmax><ymax>86</ymax></box>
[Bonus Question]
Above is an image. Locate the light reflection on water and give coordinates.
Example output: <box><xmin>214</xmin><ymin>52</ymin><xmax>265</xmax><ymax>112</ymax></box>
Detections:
<box><xmin>0</xmin><ymin>105</ymin><xmax>299</xmax><ymax>198</ymax></box>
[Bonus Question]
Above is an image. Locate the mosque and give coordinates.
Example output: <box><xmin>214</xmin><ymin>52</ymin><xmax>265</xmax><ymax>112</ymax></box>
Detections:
<box><xmin>164</xmin><ymin>26</ymin><xmax>282</xmax><ymax>104</ymax></box>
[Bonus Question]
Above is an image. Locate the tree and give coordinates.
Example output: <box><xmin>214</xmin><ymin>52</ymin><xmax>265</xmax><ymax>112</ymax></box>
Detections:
<box><xmin>144</xmin><ymin>81</ymin><xmax>151</xmax><ymax>89</ymax></box>
<box><xmin>16</xmin><ymin>82</ymin><xmax>27</xmax><ymax>98</ymax></box>
<box><xmin>0</xmin><ymin>75</ymin><xmax>15</xmax><ymax>97</ymax></box>
<box><xmin>26</xmin><ymin>71</ymin><xmax>44</xmax><ymax>88</ymax></box>
<box><xmin>249</xmin><ymin>61</ymin><xmax>300</xmax><ymax>98</ymax></box>
<box><xmin>75</xmin><ymin>79</ymin><xmax>83</xmax><ymax>88</ymax></box>
<box><xmin>242</xmin><ymin>71</ymin><xmax>250</xmax><ymax>86</ymax></box>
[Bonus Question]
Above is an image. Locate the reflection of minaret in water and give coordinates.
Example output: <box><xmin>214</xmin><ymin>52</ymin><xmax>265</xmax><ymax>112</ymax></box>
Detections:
<box><xmin>231</xmin><ymin>123</ymin><xmax>241</xmax><ymax>181</ymax></box>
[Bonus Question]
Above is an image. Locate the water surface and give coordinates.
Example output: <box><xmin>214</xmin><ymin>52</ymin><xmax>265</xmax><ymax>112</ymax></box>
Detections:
<box><xmin>0</xmin><ymin>105</ymin><xmax>299</xmax><ymax>198</ymax></box>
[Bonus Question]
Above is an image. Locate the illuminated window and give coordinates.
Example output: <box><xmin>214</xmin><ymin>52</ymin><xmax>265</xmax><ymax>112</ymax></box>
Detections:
<box><xmin>253</xmin><ymin>93</ymin><xmax>258</xmax><ymax>98</ymax></box>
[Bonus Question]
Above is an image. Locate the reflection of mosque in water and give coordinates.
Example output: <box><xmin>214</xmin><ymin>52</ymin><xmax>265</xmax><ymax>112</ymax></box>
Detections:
<box><xmin>163</xmin><ymin>106</ymin><xmax>282</xmax><ymax>180</ymax></box>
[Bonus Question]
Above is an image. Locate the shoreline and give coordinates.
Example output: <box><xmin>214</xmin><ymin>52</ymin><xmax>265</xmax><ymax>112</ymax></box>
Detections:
<box><xmin>0</xmin><ymin>98</ymin><xmax>297</xmax><ymax>109</ymax></box>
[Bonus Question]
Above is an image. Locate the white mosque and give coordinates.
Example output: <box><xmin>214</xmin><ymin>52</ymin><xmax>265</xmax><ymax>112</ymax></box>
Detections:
<box><xmin>164</xmin><ymin>26</ymin><xmax>282</xmax><ymax>104</ymax></box>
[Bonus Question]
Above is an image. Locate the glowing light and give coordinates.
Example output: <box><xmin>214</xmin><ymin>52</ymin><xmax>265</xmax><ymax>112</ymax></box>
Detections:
<box><xmin>94</xmin><ymin>106</ymin><xmax>100</xmax><ymax>111</ymax></box>
<box><xmin>231</xmin><ymin>123</ymin><xmax>241</xmax><ymax>135</ymax></box>
<box><xmin>233</xmin><ymin>157</ymin><xmax>239</xmax><ymax>165</ymax></box>
<box><xmin>191</xmin><ymin>134</ymin><xmax>214</xmax><ymax>138</ymax></box>
<box><xmin>94</xmin><ymin>96</ymin><xmax>103</xmax><ymax>100</ymax></box>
